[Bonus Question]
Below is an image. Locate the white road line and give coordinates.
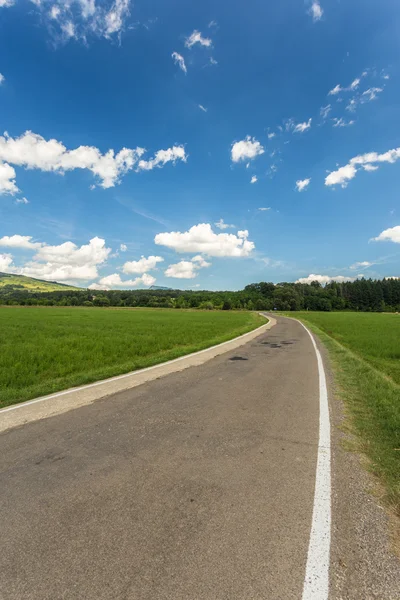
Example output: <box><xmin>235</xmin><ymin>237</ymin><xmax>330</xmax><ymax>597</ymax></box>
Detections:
<box><xmin>0</xmin><ymin>317</ymin><xmax>271</xmax><ymax>415</ymax></box>
<box><xmin>299</xmin><ymin>320</ymin><xmax>331</xmax><ymax>600</ymax></box>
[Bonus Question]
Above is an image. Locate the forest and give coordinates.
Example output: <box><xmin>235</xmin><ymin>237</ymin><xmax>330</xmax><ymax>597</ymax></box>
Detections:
<box><xmin>0</xmin><ymin>278</ymin><xmax>399</xmax><ymax>312</ymax></box>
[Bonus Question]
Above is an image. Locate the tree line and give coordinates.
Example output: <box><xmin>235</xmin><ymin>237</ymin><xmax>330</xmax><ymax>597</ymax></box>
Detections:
<box><xmin>1</xmin><ymin>277</ymin><xmax>400</xmax><ymax>312</ymax></box>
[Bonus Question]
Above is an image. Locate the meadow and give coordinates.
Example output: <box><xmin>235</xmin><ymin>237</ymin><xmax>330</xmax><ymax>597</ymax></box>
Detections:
<box><xmin>292</xmin><ymin>312</ymin><xmax>400</xmax><ymax>513</ymax></box>
<box><xmin>0</xmin><ymin>307</ymin><xmax>265</xmax><ymax>408</ymax></box>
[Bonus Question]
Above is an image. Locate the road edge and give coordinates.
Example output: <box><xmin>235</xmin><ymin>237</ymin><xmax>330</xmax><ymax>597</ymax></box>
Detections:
<box><xmin>0</xmin><ymin>315</ymin><xmax>276</xmax><ymax>433</ymax></box>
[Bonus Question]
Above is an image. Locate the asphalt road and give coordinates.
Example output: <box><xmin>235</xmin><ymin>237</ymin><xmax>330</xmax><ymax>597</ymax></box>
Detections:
<box><xmin>0</xmin><ymin>317</ymin><xmax>321</xmax><ymax>599</ymax></box>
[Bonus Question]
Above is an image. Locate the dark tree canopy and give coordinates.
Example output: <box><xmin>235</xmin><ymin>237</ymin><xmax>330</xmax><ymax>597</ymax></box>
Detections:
<box><xmin>1</xmin><ymin>278</ymin><xmax>400</xmax><ymax>312</ymax></box>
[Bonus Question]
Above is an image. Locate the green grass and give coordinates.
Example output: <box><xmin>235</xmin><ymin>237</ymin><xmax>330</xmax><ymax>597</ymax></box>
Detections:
<box><xmin>0</xmin><ymin>272</ymin><xmax>80</xmax><ymax>292</ymax></box>
<box><xmin>0</xmin><ymin>307</ymin><xmax>265</xmax><ymax>408</ymax></box>
<box><xmin>287</xmin><ymin>312</ymin><xmax>400</xmax><ymax>513</ymax></box>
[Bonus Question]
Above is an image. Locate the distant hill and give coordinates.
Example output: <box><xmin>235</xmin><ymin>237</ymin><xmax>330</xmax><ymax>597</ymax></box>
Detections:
<box><xmin>0</xmin><ymin>273</ymin><xmax>81</xmax><ymax>293</ymax></box>
<box><xmin>149</xmin><ymin>285</ymin><xmax>173</xmax><ymax>291</ymax></box>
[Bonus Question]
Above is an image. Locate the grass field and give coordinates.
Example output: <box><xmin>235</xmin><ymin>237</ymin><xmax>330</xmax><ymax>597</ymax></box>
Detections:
<box><xmin>291</xmin><ymin>312</ymin><xmax>400</xmax><ymax>514</ymax></box>
<box><xmin>0</xmin><ymin>307</ymin><xmax>265</xmax><ymax>408</ymax></box>
<box><xmin>0</xmin><ymin>272</ymin><xmax>80</xmax><ymax>292</ymax></box>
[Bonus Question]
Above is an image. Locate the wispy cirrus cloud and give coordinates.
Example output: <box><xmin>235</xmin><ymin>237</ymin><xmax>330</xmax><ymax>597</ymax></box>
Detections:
<box><xmin>172</xmin><ymin>52</ymin><xmax>187</xmax><ymax>74</ymax></box>
<box><xmin>185</xmin><ymin>30</ymin><xmax>212</xmax><ymax>48</ymax></box>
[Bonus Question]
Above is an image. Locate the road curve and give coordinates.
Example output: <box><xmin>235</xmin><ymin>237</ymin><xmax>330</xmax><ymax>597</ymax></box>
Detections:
<box><xmin>0</xmin><ymin>316</ymin><xmax>322</xmax><ymax>600</ymax></box>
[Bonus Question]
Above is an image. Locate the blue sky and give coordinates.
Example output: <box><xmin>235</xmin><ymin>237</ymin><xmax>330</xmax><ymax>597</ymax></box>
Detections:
<box><xmin>0</xmin><ymin>0</ymin><xmax>399</xmax><ymax>290</ymax></box>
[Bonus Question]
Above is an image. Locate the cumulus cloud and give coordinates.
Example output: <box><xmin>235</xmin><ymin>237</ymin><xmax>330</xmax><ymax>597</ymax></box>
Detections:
<box><xmin>371</xmin><ymin>225</ymin><xmax>400</xmax><ymax>244</ymax></box>
<box><xmin>172</xmin><ymin>52</ymin><xmax>187</xmax><ymax>74</ymax></box>
<box><xmin>0</xmin><ymin>162</ymin><xmax>19</xmax><ymax>195</ymax></box>
<box><xmin>231</xmin><ymin>136</ymin><xmax>264</xmax><ymax>163</ymax></box>
<box><xmin>214</xmin><ymin>219</ymin><xmax>235</xmax><ymax>230</ymax></box>
<box><xmin>296</xmin><ymin>274</ymin><xmax>357</xmax><ymax>284</ymax></box>
<box><xmin>122</xmin><ymin>255</ymin><xmax>164</xmax><ymax>274</ymax></box>
<box><xmin>325</xmin><ymin>147</ymin><xmax>400</xmax><ymax>187</ymax></box>
<box><xmin>155</xmin><ymin>223</ymin><xmax>255</xmax><ymax>257</ymax></box>
<box><xmin>310</xmin><ymin>1</ymin><xmax>323</xmax><ymax>22</ymax></box>
<box><xmin>95</xmin><ymin>272</ymin><xmax>156</xmax><ymax>289</ymax></box>
<box><xmin>0</xmin><ymin>253</ymin><xmax>14</xmax><ymax>272</ymax></box>
<box><xmin>0</xmin><ymin>73</ymin><xmax>5</xmax><ymax>84</ymax></box>
<box><xmin>268</xmin><ymin>132</ymin><xmax>276</xmax><ymax>140</ymax></box>
<box><xmin>8</xmin><ymin>236</ymin><xmax>112</xmax><ymax>282</ymax></box>
<box><xmin>137</xmin><ymin>146</ymin><xmax>187</xmax><ymax>171</ymax></box>
<box><xmin>250</xmin><ymin>175</ymin><xmax>258</xmax><ymax>184</ymax></box>
<box><xmin>0</xmin><ymin>0</ymin><xmax>14</xmax><ymax>7</ymax></box>
<box><xmin>0</xmin><ymin>234</ymin><xmax>43</xmax><ymax>249</ymax></box>
<box><xmin>165</xmin><ymin>255</ymin><xmax>211</xmax><ymax>279</ymax></box>
<box><xmin>0</xmin><ymin>131</ymin><xmax>186</xmax><ymax>193</ymax></box>
<box><xmin>185</xmin><ymin>30</ymin><xmax>212</xmax><ymax>48</ymax></box>
<box><xmin>15</xmin><ymin>196</ymin><xmax>29</xmax><ymax>204</ymax></box>
<box><xmin>296</xmin><ymin>178</ymin><xmax>311</xmax><ymax>192</ymax></box>
<box><xmin>120</xmin><ymin>243</ymin><xmax>127</xmax><ymax>252</ymax></box>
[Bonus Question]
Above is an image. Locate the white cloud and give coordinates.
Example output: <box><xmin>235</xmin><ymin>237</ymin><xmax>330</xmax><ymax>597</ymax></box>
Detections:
<box><xmin>296</xmin><ymin>178</ymin><xmax>311</xmax><ymax>192</ymax></box>
<box><xmin>320</xmin><ymin>105</ymin><xmax>331</xmax><ymax>119</ymax></box>
<box><xmin>231</xmin><ymin>136</ymin><xmax>264</xmax><ymax>163</ymax></box>
<box><xmin>0</xmin><ymin>253</ymin><xmax>14</xmax><ymax>272</ymax></box>
<box><xmin>11</xmin><ymin>236</ymin><xmax>112</xmax><ymax>282</ymax></box>
<box><xmin>0</xmin><ymin>0</ymin><xmax>15</xmax><ymax>7</ymax></box>
<box><xmin>96</xmin><ymin>272</ymin><xmax>155</xmax><ymax>289</ymax></box>
<box><xmin>120</xmin><ymin>243</ymin><xmax>127</xmax><ymax>252</ymax></box>
<box><xmin>258</xmin><ymin>207</ymin><xmax>270</xmax><ymax>211</ymax></box>
<box><xmin>250</xmin><ymin>175</ymin><xmax>258</xmax><ymax>184</ymax></box>
<box><xmin>165</xmin><ymin>255</ymin><xmax>211</xmax><ymax>279</ymax></box>
<box><xmin>191</xmin><ymin>254</ymin><xmax>211</xmax><ymax>268</ymax></box>
<box><xmin>155</xmin><ymin>223</ymin><xmax>255</xmax><ymax>257</ymax></box>
<box><xmin>362</xmin><ymin>87</ymin><xmax>383</xmax><ymax>101</ymax></box>
<box><xmin>61</xmin><ymin>20</ymin><xmax>75</xmax><ymax>39</ymax></box>
<box><xmin>371</xmin><ymin>225</ymin><xmax>400</xmax><ymax>244</ymax></box>
<box><xmin>198</xmin><ymin>104</ymin><xmax>207</xmax><ymax>112</ymax></box>
<box><xmin>350</xmin><ymin>261</ymin><xmax>373</xmax><ymax>270</ymax></box>
<box><xmin>328</xmin><ymin>84</ymin><xmax>343</xmax><ymax>96</ymax></box>
<box><xmin>104</xmin><ymin>0</ymin><xmax>130</xmax><ymax>37</ymax></box>
<box><xmin>310</xmin><ymin>1</ymin><xmax>323</xmax><ymax>22</ymax></box>
<box><xmin>0</xmin><ymin>131</ymin><xmax>186</xmax><ymax>192</ymax></box>
<box><xmin>24</xmin><ymin>0</ymin><xmax>131</xmax><ymax>44</ymax></box>
<box><xmin>172</xmin><ymin>52</ymin><xmax>187</xmax><ymax>74</ymax></box>
<box><xmin>15</xmin><ymin>196</ymin><xmax>29</xmax><ymax>204</ymax></box>
<box><xmin>296</xmin><ymin>274</ymin><xmax>357</xmax><ymax>284</ymax></box>
<box><xmin>122</xmin><ymin>255</ymin><xmax>164</xmax><ymax>274</ymax></box>
<box><xmin>268</xmin><ymin>132</ymin><xmax>276</xmax><ymax>140</ymax></box>
<box><xmin>0</xmin><ymin>234</ymin><xmax>42</xmax><ymax>249</ymax></box>
<box><xmin>214</xmin><ymin>219</ymin><xmax>235</xmax><ymax>230</ymax></box>
<box><xmin>293</xmin><ymin>118</ymin><xmax>312</xmax><ymax>133</ymax></box>
<box><xmin>209</xmin><ymin>57</ymin><xmax>218</xmax><ymax>66</ymax></box>
<box><xmin>325</xmin><ymin>146</ymin><xmax>400</xmax><ymax>187</ymax></box>
<box><xmin>346</xmin><ymin>87</ymin><xmax>383</xmax><ymax>112</ymax></box>
<box><xmin>0</xmin><ymin>162</ymin><xmax>19</xmax><ymax>195</ymax></box>
<box><xmin>332</xmin><ymin>117</ymin><xmax>355</xmax><ymax>127</ymax></box>
<box><xmin>185</xmin><ymin>30</ymin><xmax>212</xmax><ymax>48</ymax></box>
<box><xmin>0</xmin><ymin>73</ymin><xmax>5</xmax><ymax>84</ymax></box>
<box><xmin>137</xmin><ymin>146</ymin><xmax>187</xmax><ymax>171</ymax></box>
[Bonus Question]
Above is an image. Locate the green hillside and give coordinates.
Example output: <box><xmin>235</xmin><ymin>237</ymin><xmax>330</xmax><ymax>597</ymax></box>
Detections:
<box><xmin>0</xmin><ymin>272</ymin><xmax>81</xmax><ymax>293</ymax></box>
